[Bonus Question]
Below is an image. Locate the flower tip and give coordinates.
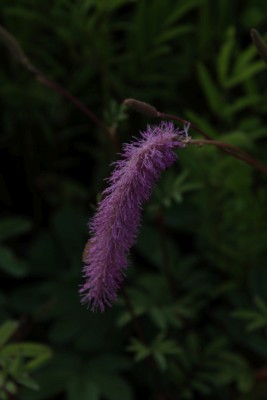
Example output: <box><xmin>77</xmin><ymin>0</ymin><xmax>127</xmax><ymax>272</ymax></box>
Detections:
<box><xmin>124</xmin><ymin>98</ymin><xmax>159</xmax><ymax>117</ymax></box>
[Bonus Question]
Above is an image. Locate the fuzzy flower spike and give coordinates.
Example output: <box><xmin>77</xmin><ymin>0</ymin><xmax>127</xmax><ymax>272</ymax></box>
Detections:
<box><xmin>81</xmin><ymin>122</ymin><xmax>188</xmax><ymax>311</ymax></box>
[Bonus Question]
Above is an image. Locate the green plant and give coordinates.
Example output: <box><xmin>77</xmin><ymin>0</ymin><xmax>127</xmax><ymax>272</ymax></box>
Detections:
<box><xmin>1</xmin><ymin>1</ymin><xmax>267</xmax><ymax>399</ymax></box>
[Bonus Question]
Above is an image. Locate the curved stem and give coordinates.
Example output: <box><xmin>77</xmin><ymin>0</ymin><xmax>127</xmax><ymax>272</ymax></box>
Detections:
<box><xmin>124</xmin><ymin>97</ymin><xmax>267</xmax><ymax>176</ymax></box>
<box><xmin>160</xmin><ymin>112</ymin><xmax>267</xmax><ymax>177</ymax></box>
<box><xmin>37</xmin><ymin>76</ymin><xmax>110</xmax><ymax>135</ymax></box>
<box><xmin>189</xmin><ymin>139</ymin><xmax>267</xmax><ymax>175</ymax></box>
<box><xmin>0</xmin><ymin>24</ymin><xmax>120</xmax><ymax>149</ymax></box>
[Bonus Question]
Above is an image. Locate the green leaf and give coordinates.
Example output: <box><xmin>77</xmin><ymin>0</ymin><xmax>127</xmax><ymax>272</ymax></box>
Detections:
<box><xmin>153</xmin><ymin>352</ymin><xmax>167</xmax><ymax>371</ymax></box>
<box><xmin>2</xmin><ymin>343</ymin><xmax>52</xmax><ymax>371</ymax></box>
<box><xmin>5</xmin><ymin>381</ymin><xmax>17</xmax><ymax>394</ymax></box>
<box><xmin>255</xmin><ymin>296</ymin><xmax>267</xmax><ymax>314</ymax></box>
<box><xmin>224</xmin><ymin>95</ymin><xmax>260</xmax><ymax>117</ymax></box>
<box><xmin>143</xmin><ymin>334</ymin><xmax>182</xmax><ymax>371</ymax></box>
<box><xmin>218</xmin><ymin>131</ymin><xmax>253</xmax><ymax>149</ymax></box>
<box><xmin>19</xmin><ymin>368</ymin><xmax>67</xmax><ymax>400</ymax></box>
<box><xmin>233</xmin><ymin>45</ymin><xmax>257</xmax><ymax>74</ymax></box>
<box><xmin>95</xmin><ymin>374</ymin><xmax>133</xmax><ymax>400</ymax></box>
<box><xmin>155</xmin><ymin>25</ymin><xmax>193</xmax><ymax>45</ymax></box>
<box><xmin>0</xmin><ymin>320</ymin><xmax>18</xmax><ymax>348</ymax></box>
<box><xmin>127</xmin><ymin>339</ymin><xmax>150</xmax><ymax>362</ymax></box>
<box><xmin>185</xmin><ymin>110</ymin><xmax>217</xmax><ymax>137</ymax></box>
<box><xmin>0</xmin><ymin>372</ymin><xmax>4</xmax><ymax>386</ymax></box>
<box><xmin>16</xmin><ymin>374</ymin><xmax>40</xmax><ymax>391</ymax></box>
<box><xmin>116</xmin><ymin>304</ymin><xmax>145</xmax><ymax>328</ymax></box>
<box><xmin>97</xmin><ymin>0</ymin><xmax>131</xmax><ymax>13</ymax></box>
<box><xmin>232</xmin><ymin>296</ymin><xmax>267</xmax><ymax>332</ymax></box>
<box><xmin>217</xmin><ymin>27</ymin><xmax>235</xmax><ymax>85</ymax></box>
<box><xmin>191</xmin><ymin>381</ymin><xmax>211</xmax><ymax>394</ymax></box>
<box><xmin>247</xmin><ymin>318</ymin><xmax>267</xmax><ymax>332</ymax></box>
<box><xmin>163</xmin><ymin>0</ymin><xmax>198</xmax><ymax>27</ymax></box>
<box><xmin>225</xmin><ymin>60</ymin><xmax>265</xmax><ymax>87</ymax></box>
<box><xmin>67</xmin><ymin>376</ymin><xmax>99</xmax><ymax>400</ymax></box>
<box><xmin>232</xmin><ymin>310</ymin><xmax>259</xmax><ymax>320</ymax></box>
<box><xmin>0</xmin><ymin>391</ymin><xmax>8</xmax><ymax>400</ymax></box>
<box><xmin>0</xmin><ymin>217</ymin><xmax>32</xmax><ymax>242</ymax></box>
<box><xmin>0</xmin><ymin>246</ymin><xmax>29</xmax><ymax>277</ymax></box>
<box><xmin>149</xmin><ymin>307</ymin><xmax>166</xmax><ymax>330</ymax></box>
<box><xmin>152</xmin><ymin>335</ymin><xmax>181</xmax><ymax>356</ymax></box>
<box><xmin>197</xmin><ymin>63</ymin><xmax>225</xmax><ymax>116</ymax></box>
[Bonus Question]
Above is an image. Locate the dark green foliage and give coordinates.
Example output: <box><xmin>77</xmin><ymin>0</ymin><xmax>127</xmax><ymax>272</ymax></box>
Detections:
<box><xmin>0</xmin><ymin>320</ymin><xmax>52</xmax><ymax>398</ymax></box>
<box><xmin>1</xmin><ymin>0</ymin><xmax>267</xmax><ymax>399</ymax></box>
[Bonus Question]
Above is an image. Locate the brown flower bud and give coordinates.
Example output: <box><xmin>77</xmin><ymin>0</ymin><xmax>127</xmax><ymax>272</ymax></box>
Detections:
<box><xmin>123</xmin><ymin>98</ymin><xmax>159</xmax><ymax>117</ymax></box>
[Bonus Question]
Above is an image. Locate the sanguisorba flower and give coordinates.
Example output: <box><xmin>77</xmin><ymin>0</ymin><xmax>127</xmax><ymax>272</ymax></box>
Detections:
<box><xmin>80</xmin><ymin>122</ymin><xmax>188</xmax><ymax>311</ymax></box>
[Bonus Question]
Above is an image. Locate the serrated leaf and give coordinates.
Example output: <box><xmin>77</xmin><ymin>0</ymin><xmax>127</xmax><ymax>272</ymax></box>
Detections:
<box><xmin>153</xmin><ymin>336</ymin><xmax>181</xmax><ymax>356</ymax></box>
<box><xmin>127</xmin><ymin>339</ymin><xmax>150</xmax><ymax>362</ymax></box>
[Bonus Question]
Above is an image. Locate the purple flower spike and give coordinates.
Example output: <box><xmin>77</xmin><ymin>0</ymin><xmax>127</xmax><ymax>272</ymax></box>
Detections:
<box><xmin>80</xmin><ymin>122</ymin><xmax>187</xmax><ymax>311</ymax></box>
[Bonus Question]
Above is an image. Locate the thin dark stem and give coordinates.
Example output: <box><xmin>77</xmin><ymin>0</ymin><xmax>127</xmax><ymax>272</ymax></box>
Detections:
<box><xmin>190</xmin><ymin>139</ymin><xmax>267</xmax><ymax>175</ymax></box>
<box><xmin>124</xmin><ymin>99</ymin><xmax>267</xmax><ymax>176</ymax></box>
<box><xmin>160</xmin><ymin>112</ymin><xmax>243</xmax><ymax>154</ymax></box>
<box><xmin>159</xmin><ymin>112</ymin><xmax>267</xmax><ymax>176</ymax></box>
<box><xmin>37</xmin><ymin>76</ymin><xmax>110</xmax><ymax>134</ymax></box>
<box><xmin>36</xmin><ymin>77</ymin><xmax>119</xmax><ymax>150</ymax></box>
<box><xmin>190</xmin><ymin>138</ymin><xmax>248</xmax><ymax>154</ymax></box>
<box><xmin>0</xmin><ymin>25</ymin><xmax>119</xmax><ymax>149</ymax></box>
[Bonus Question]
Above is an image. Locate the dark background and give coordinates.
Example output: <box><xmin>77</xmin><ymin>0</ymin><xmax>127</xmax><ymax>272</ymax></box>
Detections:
<box><xmin>1</xmin><ymin>0</ymin><xmax>267</xmax><ymax>399</ymax></box>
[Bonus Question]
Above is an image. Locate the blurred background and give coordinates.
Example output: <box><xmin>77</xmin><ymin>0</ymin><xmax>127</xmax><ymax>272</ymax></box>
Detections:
<box><xmin>1</xmin><ymin>0</ymin><xmax>267</xmax><ymax>399</ymax></box>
